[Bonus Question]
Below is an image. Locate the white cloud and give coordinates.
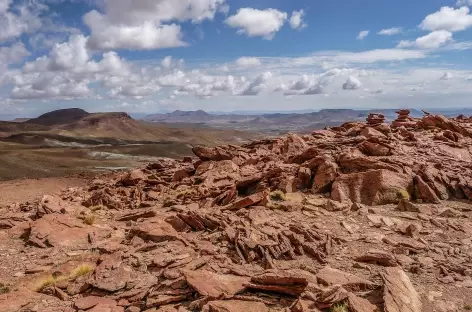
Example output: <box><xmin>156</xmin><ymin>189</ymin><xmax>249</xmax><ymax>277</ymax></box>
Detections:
<box><xmin>84</xmin><ymin>12</ymin><xmax>186</xmax><ymax>50</ymax></box>
<box><xmin>235</xmin><ymin>57</ymin><xmax>261</xmax><ymax>67</ymax></box>
<box><xmin>239</xmin><ymin>71</ymin><xmax>272</xmax><ymax>95</ymax></box>
<box><xmin>84</xmin><ymin>0</ymin><xmax>226</xmax><ymax>50</ymax></box>
<box><xmin>378</xmin><ymin>27</ymin><xmax>403</xmax><ymax>35</ymax></box>
<box><xmin>342</xmin><ymin>76</ymin><xmax>362</xmax><ymax>90</ymax></box>
<box><xmin>420</xmin><ymin>6</ymin><xmax>472</xmax><ymax>32</ymax></box>
<box><xmin>357</xmin><ymin>30</ymin><xmax>369</xmax><ymax>40</ymax></box>
<box><xmin>225</xmin><ymin>8</ymin><xmax>287</xmax><ymax>39</ymax></box>
<box><xmin>440</xmin><ymin>72</ymin><xmax>454</xmax><ymax>80</ymax></box>
<box><xmin>456</xmin><ymin>0</ymin><xmax>472</xmax><ymax>7</ymax></box>
<box><xmin>289</xmin><ymin>10</ymin><xmax>307</xmax><ymax>30</ymax></box>
<box><xmin>397</xmin><ymin>30</ymin><xmax>453</xmax><ymax>49</ymax></box>
<box><xmin>0</xmin><ymin>42</ymin><xmax>30</xmax><ymax>70</ymax></box>
<box><xmin>0</xmin><ymin>0</ymin><xmax>45</xmax><ymax>42</ymax></box>
<box><xmin>290</xmin><ymin>74</ymin><xmax>313</xmax><ymax>90</ymax></box>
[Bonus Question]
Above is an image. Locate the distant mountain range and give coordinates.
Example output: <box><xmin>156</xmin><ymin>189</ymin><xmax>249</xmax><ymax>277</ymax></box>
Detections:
<box><xmin>0</xmin><ymin>108</ymin><xmax>257</xmax><ymax>146</ymax></box>
<box><xmin>143</xmin><ymin>109</ymin><xmax>426</xmax><ymax>133</ymax></box>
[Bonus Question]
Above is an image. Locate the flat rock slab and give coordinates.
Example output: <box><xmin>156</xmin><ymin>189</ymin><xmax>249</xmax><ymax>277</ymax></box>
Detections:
<box><xmin>316</xmin><ymin>266</ymin><xmax>375</xmax><ymax>291</ymax></box>
<box><xmin>183</xmin><ymin>269</ymin><xmax>249</xmax><ymax>298</ymax></box>
<box><xmin>382</xmin><ymin>267</ymin><xmax>422</xmax><ymax>312</ymax></box>
<box><xmin>202</xmin><ymin>300</ymin><xmax>269</xmax><ymax>312</ymax></box>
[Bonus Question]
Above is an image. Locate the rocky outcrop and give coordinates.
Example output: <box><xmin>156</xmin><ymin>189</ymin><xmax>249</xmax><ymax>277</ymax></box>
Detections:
<box><xmin>1</xmin><ymin>111</ymin><xmax>472</xmax><ymax>312</ymax></box>
<box><xmin>331</xmin><ymin>170</ymin><xmax>412</xmax><ymax>205</ymax></box>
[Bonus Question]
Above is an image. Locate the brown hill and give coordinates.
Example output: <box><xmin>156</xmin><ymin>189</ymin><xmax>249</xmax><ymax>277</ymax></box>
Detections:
<box><xmin>0</xmin><ymin>109</ymin><xmax>257</xmax><ymax>145</ymax></box>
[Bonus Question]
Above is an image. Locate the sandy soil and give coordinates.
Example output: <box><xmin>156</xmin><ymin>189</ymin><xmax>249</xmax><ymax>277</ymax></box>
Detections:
<box><xmin>0</xmin><ymin>177</ymin><xmax>87</xmax><ymax>206</ymax></box>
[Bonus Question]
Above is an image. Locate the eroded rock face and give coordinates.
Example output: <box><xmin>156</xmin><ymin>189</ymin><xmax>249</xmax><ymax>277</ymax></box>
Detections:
<box><xmin>382</xmin><ymin>267</ymin><xmax>422</xmax><ymax>312</ymax></box>
<box><xmin>331</xmin><ymin>170</ymin><xmax>412</xmax><ymax>205</ymax></box>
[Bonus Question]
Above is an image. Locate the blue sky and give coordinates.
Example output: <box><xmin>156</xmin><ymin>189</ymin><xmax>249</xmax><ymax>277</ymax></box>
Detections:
<box><xmin>1</xmin><ymin>0</ymin><xmax>472</xmax><ymax>117</ymax></box>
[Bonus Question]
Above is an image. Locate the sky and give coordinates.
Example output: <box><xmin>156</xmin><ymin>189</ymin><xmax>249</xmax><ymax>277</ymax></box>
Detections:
<box><xmin>1</xmin><ymin>0</ymin><xmax>472</xmax><ymax>116</ymax></box>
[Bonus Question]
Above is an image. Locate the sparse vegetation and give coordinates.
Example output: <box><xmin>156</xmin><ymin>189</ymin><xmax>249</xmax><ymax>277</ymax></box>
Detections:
<box><xmin>270</xmin><ymin>190</ymin><xmax>286</xmax><ymax>201</ymax></box>
<box><xmin>330</xmin><ymin>302</ymin><xmax>349</xmax><ymax>312</ymax></box>
<box><xmin>33</xmin><ymin>263</ymin><xmax>95</xmax><ymax>292</ymax></box>
<box><xmin>69</xmin><ymin>264</ymin><xmax>94</xmax><ymax>279</ymax></box>
<box><xmin>81</xmin><ymin>213</ymin><xmax>96</xmax><ymax>225</ymax></box>
<box><xmin>465</xmin><ymin>304</ymin><xmax>472</xmax><ymax>310</ymax></box>
<box><xmin>33</xmin><ymin>275</ymin><xmax>58</xmax><ymax>292</ymax></box>
<box><xmin>89</xmin><ymin>205</ymin><xmax>105</xmax><ymax>212</ymax></box>
<box><xmin>0</xmin><ymin>283</ymin><xmax>10</xmax><ymax>294</ymax></box>
<box><xmin>396</xmin><ymin>189</ymin><xmax>410</xmax><ymax>201</ymax></box>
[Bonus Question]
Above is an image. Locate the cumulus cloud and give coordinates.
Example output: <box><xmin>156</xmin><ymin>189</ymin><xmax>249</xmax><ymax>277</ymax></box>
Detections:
<box><xmin>235</xmin><ymin>57</ymin><xmax>261</xmax><ymax>67</ymax></box>
<box><xmin>420</xmin><ymin>6</ymin><xmax>472</xmax><ymax>32</ymax></box>
<box><xmin>397</xmin><ymin>30</ymin><xmax>453</xmax><ymax>49</ymax></box>
<box><xmin>225</xmin><ymin>8</ymin><xmax>287</xmax><ymax>39</ymax></box>
<box><xmin>84</xmin><ymin>12</ymin><xmax>186</xmax><ymax>50</ymax></box>
<box><xmin>378</xmin><ymin>27</ymin><xmax>403</xmax><ymax>35</ymax></box>
<box><xmin>289</xmin><ymin>10</ymin><xmax>307</xmax><ymax>30</ymax></box>
<box><xmin>0</xmin><ymin>0</ymin><xmax>45</xmax><ymax>42</ymax></box>
<box><xmin>239</xmin><ymin>71</ymin><xmax>272</xmax><ymax>95</ymax></box>
<box><xmin>342</xmin><ymin>76</ymin><xmax>362</xmax><ymax>90</ymax></box>
<box><xmin>290</xmin><ymin>74</ymin><xmax>313</xmax><ymax>90</ymax></box>
<box><xmin>357</xmin><ymin>30</ymin><xmax>369</xmax><ymax>40</ymax></box>
<box><xmin>0</xmin><ymin>42</ymin><xmax>30</xmax><ymax>70</ymax></box>
<box><xmin>84</xmin><ymin>0</ymin><xmax>226</xmax><ymax>50</ymax></box>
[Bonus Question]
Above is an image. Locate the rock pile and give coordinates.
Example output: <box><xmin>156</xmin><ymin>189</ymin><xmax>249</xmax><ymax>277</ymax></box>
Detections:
<box><xmin>366</xmin><ymin>113</ymin><xmax>385</xmax><ymax>127</ymax></box>
<box><xmin>392</xmin><ymin>109</ymin><xmax>417</xmax><ymax>128</ymax></box>
<box><xmin>1</xmin><ymin>111</ymin><xmax>472</xmax><ymax>311</ymax></box>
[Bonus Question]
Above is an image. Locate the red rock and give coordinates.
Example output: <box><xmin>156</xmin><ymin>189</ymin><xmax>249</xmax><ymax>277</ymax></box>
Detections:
<box><xmin>355</xmin><ymin>250</ymin><xmax>397</xmax><ymax>267</ymax></box>
<box><xmin>90</xmin><ymin>252</ymin><xmax>133</xmax><ymax>292</ymax></box>
<box><xmin>331</xmin><ymin>170</ymin><xmax>412</xmax><ymax>205</ymax></box>
<box><xmin>347</xmin><ymin>293</ymin><xmax>377</xmax><ymax>312</ymax></box>
<box><xmin>282</xmin><ymin>134</ymin><xmax>309</xmax><ymax>157</ymax></box>
<box><xmin>131</xmin><ymin>218</ymin><xmax>181</xmax><ymax>242</ymax></box>
<box><xmin>75</xmin><ymin>296</ymin><xmax>118</xmax><ymax>310</ymax></box>
<box><xmin>183</xmin><ymin>270</ymin><xmax>249</xmax><ymax>298</ymax></box>
<box><xmin>223</xmin><ymin>190</ymin><xmax>268</xmax><ymax>211</ymax></box>
<box><xmin>121</xmin><ymin>169</ymin><xmax>146</xmax><ymax>186</ymax></box>
<box><xmin>359</xmin><ymin>141</ymin><xmax>391</xmax><ymax>156</ymax></box>
<box><xmin>203</xmin><ymin>300</ymin><xmax>269</xmax><ymax>312</ymax></box>
<box><xmin>316</xmin><ymin>266</ymin><xmax>375</xmax><ymax>290</ymax></box>
<box><xmin>361</xmin><ymin>127</ymin><xmax>386</xmax><ymax>139</ymax></box>
<box><xmin>298</xmin><ymin>167</ymin><xmax>312</xmax><ymax>188</ymax></box>
<box><xmin>26</xmin><ymin>213</ymin><xmax>109</xmax><ymax>249</ymax></box>
<box><xmin>382</xmin><ymin>267</ymin><xmax>422</xmax><ymax>312</ymax></box>
<box><xmin>289</xmin><ymin>146</ymin><xmax>318</xmax><ymax>164</ymax></box>
<box><xmin>414</xmin><ymin>175</ymin><xmax>440</xmax><ymax>204</ymax></box>
<box><xmin>193</xmin><ymin>146</ymin><xmax>233</xmax><ymax>161</ymax></box>
<box><xmin>172</xmin><ymin>169</ymin><xmax>191</xmax><ymax>182</ymax></box>
<box><xmin>313</xmin><ymin>160</ymin><xmax>339</xmax><ymax>193</ymax></box>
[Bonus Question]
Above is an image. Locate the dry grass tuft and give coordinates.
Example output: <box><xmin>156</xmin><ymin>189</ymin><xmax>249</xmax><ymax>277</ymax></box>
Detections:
<box><xmin>69</xmin><ymin>264</ymin><xmax>94</xmax><ymax>279</ymax></box>
<box><xmin>0</xmin><ymin>283</ymin><xmax>10</xmax><ymax>294</ymax></box>
<box><xmin>89</xmin><ymin>205</ymin><xmax>105</xmax><ymax>212</ymax></box>
<box><xmin>396</xmin><ymin>189</ymin><xmax>410</xmax><ymax>201</ymax></box>
<box><xmin>270</xmin><ymin>190</ymin><xmax>286</xmax><ymax>201</ymax></box>
<box><xmin>82</xmin><ymin>213</ymin><xmax>96</xmax><ymax>225</ymax></box>
<box><xmin>330</xmin><ymin>302</ymin><xmax>349</xmax><ymax>312</ymax></box>
<box><xmin>33</xmin><ymin>275</ymin><xmax>58</xmax><ymax>292</ymax></box>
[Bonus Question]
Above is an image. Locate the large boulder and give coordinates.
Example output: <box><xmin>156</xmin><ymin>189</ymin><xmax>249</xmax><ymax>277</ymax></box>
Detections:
<box><xmin>331</xmin><ymin>169</ymin><xmax>412</xmax><ymax>205</ymax></box>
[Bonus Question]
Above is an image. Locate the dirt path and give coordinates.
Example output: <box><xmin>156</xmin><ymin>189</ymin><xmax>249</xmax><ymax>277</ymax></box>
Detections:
<box><xmin>0</xmin><ymin>177</ymin><xmax>87</xmax><ymax>206</ymax></box>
